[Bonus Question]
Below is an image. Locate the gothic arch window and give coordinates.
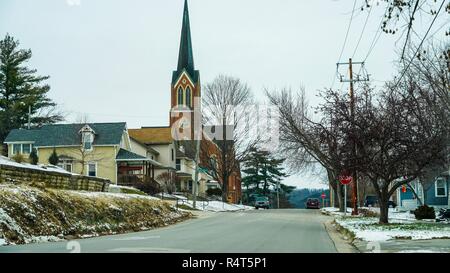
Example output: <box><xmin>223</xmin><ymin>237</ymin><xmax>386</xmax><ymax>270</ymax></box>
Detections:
<box><xmin>177</xmin><ymin>87</ymin><xmax>184</xmax><ymax>106</ymax></box>
<box><xmin>185</xmin><ymin>87</ymin><xmax>191</xmax><ymax>108</ymax></box>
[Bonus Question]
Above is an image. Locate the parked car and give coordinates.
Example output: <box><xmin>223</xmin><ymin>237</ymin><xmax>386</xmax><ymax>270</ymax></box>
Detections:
<box><xmin>254</xmin><ymin>196</ymin><xmax>270</xmax><ymax>209</ymax></box>
<box><xmin>364</xmin><ymin>195</ymin><xmax>397</xmax><ymax>208</ymax></box>
<box><xmin>306</xmin><ymin>198</ymin><xmax>320</xmax><ymax>209</ymax></box>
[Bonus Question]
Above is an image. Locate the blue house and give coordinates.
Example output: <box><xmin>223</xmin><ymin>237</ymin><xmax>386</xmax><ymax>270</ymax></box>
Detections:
<box><xmin>396</xmin><ymin>170</ymin><xmax>450</xmax><ymax>211</ymax></box>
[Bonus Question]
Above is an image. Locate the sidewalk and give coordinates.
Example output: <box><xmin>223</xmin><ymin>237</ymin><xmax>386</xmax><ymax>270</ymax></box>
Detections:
<box><xmin>353</xmin><ymin>238</ymin><xmax>450</xmax><ymax>253</ymax></box>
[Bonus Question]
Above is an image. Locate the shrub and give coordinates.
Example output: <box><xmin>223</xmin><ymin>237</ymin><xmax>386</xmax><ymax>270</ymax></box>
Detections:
<box><xmin>206</xmin><ymin>187</ymin><xmax>222</xmax><ymax>196</ymax></box>
<box><xmin>48</xmin><ymin>148</ymin><xmax>59</xmax><ymax>165</ymax></box>
<box><xmin>29</xmin><ymin>149</ymin><xmax>39</xmax><ymax>165</ymax></box>
<box><xmin>414</xmin><ymin>205</ymin><xmax>436</xmax><ymax>220</ymax></box>
<box><xmin>12</xmin><ymin>153</ymin><xmax>25</xmax><ymax>163</ymax></box>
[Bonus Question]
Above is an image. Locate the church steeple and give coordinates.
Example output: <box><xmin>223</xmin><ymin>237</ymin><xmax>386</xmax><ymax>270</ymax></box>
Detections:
<box><xmin>177</xmin><ymin>0</ymin><xmax>195</xmax><ymax>76</ymax></box>
<box><xmin>170</xmin><ymin>0</ymin><xmax>201</xmax><ymax>129</ymax></box>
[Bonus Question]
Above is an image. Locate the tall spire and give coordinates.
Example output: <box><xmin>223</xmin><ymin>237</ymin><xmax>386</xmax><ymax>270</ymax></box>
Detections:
<box><xmin>177</xmin><ymin>0</ymin><xmax>194</xmax><ymax>75</ymax></box>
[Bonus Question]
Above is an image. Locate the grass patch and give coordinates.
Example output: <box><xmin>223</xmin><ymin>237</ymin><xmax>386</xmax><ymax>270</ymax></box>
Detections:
<box><xmin>176</xmin><ymin>204</ymin><xmax>199</xmax><ymax>211</ymax></box>
<box><xmin>363</xmin><ymin>222</ymin><xmax>450</xmax><ymax>231</ymax></box>
<box><xmin>333</xmin><ymin>220</ymin><xmax>356</xmax><ymax>241</ymax></box>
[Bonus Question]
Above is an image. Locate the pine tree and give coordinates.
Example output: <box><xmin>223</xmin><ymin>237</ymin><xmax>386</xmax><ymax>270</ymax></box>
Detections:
<box><xmin>0</xmin><ymin>34</ymin><xmax>63</xmax><ymax>145</ymax></box>
<box><xmin>48</xmin><ymin>148</ymin><xmax>59</xmax><ymax>165</ymax></box>
<box><xmin>241</xmin><ymin>147</ymin><xmax>288</xmax><ymax>195</ymax></box>
<box><xmin>29</xmin><ymin>148</ymin><xmax>38</xmax><ymax>165</ymax></box>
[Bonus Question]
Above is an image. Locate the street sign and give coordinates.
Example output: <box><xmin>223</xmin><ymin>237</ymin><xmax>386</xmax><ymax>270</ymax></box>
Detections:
<box><xmin>339</xmin><ymin>175</ymin><xmax>352</xmax><ymax>185</ymax></box>
<box><xmin>321</xmin><ymin>193</ymin><xmax>326</xmax><ymax>199</ymax></box>
<box><xmin>339</xmin><ymin>172</ymin><xmax>352</xmax><ymax>217</ymax></box>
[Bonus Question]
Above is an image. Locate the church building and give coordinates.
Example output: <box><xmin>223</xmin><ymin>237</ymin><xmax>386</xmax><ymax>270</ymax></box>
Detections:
<box><xmin>129</xmin><ymin>0</ymin><xmax>242</xmax><ymax>203</ymax></box>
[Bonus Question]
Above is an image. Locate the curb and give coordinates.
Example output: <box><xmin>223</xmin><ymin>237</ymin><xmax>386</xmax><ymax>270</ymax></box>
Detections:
<box><xmin>323</xmin><ymin>220</ymin><xmax>360</xmax><ymax>253</ymax></box>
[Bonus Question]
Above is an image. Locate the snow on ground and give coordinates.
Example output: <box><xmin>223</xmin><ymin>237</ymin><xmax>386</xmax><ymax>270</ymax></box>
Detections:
<box><xmin>70</xmin><ymin>190</ymin><xmax>159</xmax><ymax>200</ymax></box>
<box><xmin>0</xmin><ymin>155</ymin><xmax>73</xmax><ymax>175</ymax></box>
<box><xmin>321</xmin><ymin>207</ymin><xmax>354</xmax><ymax>216</ymax></box>
<box><xmin>154</xmin><ymin>192</ymin><xmax>188</xmax><ymax>200</ymax></box>
<box><xmin>337</xmin><ymin>217</ymin><xmax>450</xmax><ymax>241</ymax></box>
<box><xmin>0</xmin><ymin>184</ymin><xmax>191</xmax><ymax>245</ymax></box>
<box><xmin>396</xmin><ymin>250</ymin><xmax>448</xmax><ymax>253</ymax></box>
<box><xmin>324</xmin><ymin>206</ymin><xmax>450</xmax><ymax>242</ymax></box>
<box><xmin>335</xmin><ymin>211</ymin><xmax>450</xmax><ymax>242</ymax></box>
<box><xmin>183</xmin><ymin>200</ymin><xmax>254</xmax><ymax>212</ymax></box>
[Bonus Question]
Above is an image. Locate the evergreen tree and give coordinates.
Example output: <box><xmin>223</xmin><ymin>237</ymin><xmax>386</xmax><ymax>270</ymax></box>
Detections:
<box><xmin>0</xmin><ymin>34</ymin><xmax>63</xmax><ymax>145</ymax></box>
<box><xmin>241</xmin><ymin>147</ymin><xmax>289</xmax><ymax>195</ymax></box>
<box><xmin>29</xmin><ymin>148</ymin><xmax>38</xmax><ymax>165</ymax></box>
<box><xmin>48</xmin><ymin>148</ymin><xmax>59</xmax><ymax>165</ymax></box>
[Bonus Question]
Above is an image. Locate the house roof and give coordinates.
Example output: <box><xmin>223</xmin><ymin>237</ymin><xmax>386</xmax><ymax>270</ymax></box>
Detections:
<box><xmin>4</xmin><ymin>123</ymin><xmax>126</xmax><ymax>147</ymax></box>
<box><xmin>129</xmin><ymin>137</ymin><xmax>160</xmax><ymax>155</ymax></box>
<box><xmin>128</xmin><ymin>127</ymin><xmax>173</xmax><ymax>144</ymax></box>
<box><xmin>116</xmin><ymin>149</ymin><xmax>163</xmax><ymax>167</ymax></box>
<box><xmin>116</xmin><ymin>148</ymin><xmax>147</xmax><ymax>160</ymax></box>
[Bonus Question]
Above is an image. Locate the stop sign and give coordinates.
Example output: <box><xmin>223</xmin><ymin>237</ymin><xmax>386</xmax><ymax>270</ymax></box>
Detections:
<box><xmin>321</xmin><ymin>193</ymin><xmax>326</xmax><ymax>199</ymax></box>
<box><xmin>339</xmin><ymin>175</ymin><xmax>353</xmax><ymax>185</ymax></box>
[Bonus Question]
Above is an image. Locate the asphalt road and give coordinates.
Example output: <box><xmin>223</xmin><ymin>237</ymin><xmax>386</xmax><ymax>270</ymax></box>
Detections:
<box><xmin>0</xmin><ymin>209</ymin><xmax>337</xmax><ymax>253</ymax></box>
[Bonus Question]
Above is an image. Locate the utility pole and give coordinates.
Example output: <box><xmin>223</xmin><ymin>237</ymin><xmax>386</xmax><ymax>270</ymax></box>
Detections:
<box><xmin>337</xmin><ymin>58</ymin><xmax>369</xmax><ymax>216</ymax></box>
<box><xmin>193</xmin><ymin>136</ymin><xmax>200</xmax><ymax>209</ymax></box>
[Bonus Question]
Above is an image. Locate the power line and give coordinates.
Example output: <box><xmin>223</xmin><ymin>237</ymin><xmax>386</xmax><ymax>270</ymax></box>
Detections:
<box><xmin>392</xmin><ymin>0</ymin><xmax>446</xmax><ymax>90</ymax></box>
<box><xmin>400</xmin><ymin>0</ymin><xmax>421</xmax><ymax>60</ymax></box>
<box><xmin>330</xmin><ymin>0</ymin><xmax>358</xmax><ymax>90</ymax></box>
<box><xmin>337</xmin><ymin>0</ymin><xmax>358</xmax><ymax>63</ymax></box>
<box><xmin>352</xmin><ymin>3</ymin><xmax>374</xmax><ymax>59</ymax></box>
<box><xmin>363</xmin><ymin>5</ymin><xmax>390</xmax><ymax>62</ymax></box>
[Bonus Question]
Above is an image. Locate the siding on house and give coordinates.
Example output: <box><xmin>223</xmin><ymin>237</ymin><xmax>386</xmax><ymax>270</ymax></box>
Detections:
<box><xmin>37</xmin><ymin>146</ymin><xmax>118</xmax><ymax>183</ymax></box>
<box><xmin>398</xmin><ymin>176</ymin><xmax>449</xmax><ymax>208</ymax></box>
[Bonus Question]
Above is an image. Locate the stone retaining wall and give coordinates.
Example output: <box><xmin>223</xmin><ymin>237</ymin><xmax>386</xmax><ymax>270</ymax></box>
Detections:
<box><xmin>0</xmin><ymin>164</ymin><xmax>110</xmax><ymax>192</ymax></box>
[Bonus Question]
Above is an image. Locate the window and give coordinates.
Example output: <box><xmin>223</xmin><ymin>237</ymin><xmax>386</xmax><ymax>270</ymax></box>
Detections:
<box><xmin>177</xmin><ymin>87</ymin><xmax>184</xmax><ymax>106</ymax></box>
<box><xmin>435</xmin><ymin>178</ymin><xmax>447</xmax><ymax>197</ymax></box>
<box><xmin>82</xmin><ymin>132</ymin><xmax>93</xmax><ymax>151</ymax></box>
<box><xmin>58</xmin><ymin>160</ymin><xmax>73</xmax><ymax>173</ymax></box>
<box><xmin>185</xmin><ymin>87</ymin><xmax>191</xmax><ymax>108</ymax></box>
<box><xmin>12</xmin><ymin>144</ymin><xmax>21</xmax><ymax>155</ymax></box>
<box><xmin>176</xmin><ymin>159</ymin><xmax>181</xmax><ymax>171</ymax></box>
<box><xmin>22</xmin><ymin>144</ymin><xmax>31</xmax><ymax>154</ymax></box>
<box><xmin>87</xmin><ymin>162</ymin><xmax>97</xmax><ymax>177</ymax></box>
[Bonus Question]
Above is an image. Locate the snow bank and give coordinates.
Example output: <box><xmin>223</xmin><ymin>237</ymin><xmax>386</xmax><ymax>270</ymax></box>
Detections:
<box><xmin>325</xmin><ymin>206</ymin><xmax>450</xmax><ymax>242</ymax></box>
<box><xmin>0</xmin><ymin>156</ymin><xmax>74</xmax><ymax>175</ymax></box>
<box><xmin>183</xmin><ymin>200</ymin><xmax>254</xmax><ymax>212</ymax></box>
<box><xmin>335</xmin><ymin>217</ymin><xmax>450</xmax><ymax>242</ymax></box>
<box><xmin>154</xmin><ymin>192</ymin><xmax>188</xmax><ymax>200</ymax></box>
<box><xmin>0</xmin><ymin>184</ymin><xmax>191</xmax><ymax>246</ymax></box>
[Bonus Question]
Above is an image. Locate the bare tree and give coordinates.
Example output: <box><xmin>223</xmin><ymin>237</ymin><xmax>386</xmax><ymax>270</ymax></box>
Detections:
<box><xmin>321</xmin><ymin>73</ymin><xmax>449</xmax><ymax>223</ymax></box>
<box><xmin>200</xmin><ymin>75</ymin><xmax>258</xmax><ymax>202</ymax></box>
<box><xmin>266</xmin><ymin>87</ymin><xmax>350</xmax><ymax>211</ymax></box>
<box><xmin>156</xmin><ymin>172</ymin><xmax>178</xmax><ymax>194</ymax></box>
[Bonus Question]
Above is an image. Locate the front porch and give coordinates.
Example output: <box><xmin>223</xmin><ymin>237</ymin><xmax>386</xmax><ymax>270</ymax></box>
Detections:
<box><xmin>116</xmin><ymin>148</ymin><xmax>163</xmax><ymax>194</ymax></box>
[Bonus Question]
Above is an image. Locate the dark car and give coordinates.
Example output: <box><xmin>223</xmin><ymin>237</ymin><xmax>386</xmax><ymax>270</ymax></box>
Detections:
<box><xmin>254</xmin><ymin>196</ymin><xmax>270</xmax><ymax>209</ymax></box>
<box><xmin>364</xmin><ymin>195</ymin><xmax>397</xmax><ymax>208</ymax></box>
<box><xmin>306</xmin><ymin>198</ymin><xmax>320</xmax><ymax>209</ymax></box>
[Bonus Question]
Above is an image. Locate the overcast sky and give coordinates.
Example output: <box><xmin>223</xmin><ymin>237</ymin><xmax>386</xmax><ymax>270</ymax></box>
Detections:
<box><xmin>1</xmin><ymin>0</ymin><xmax>446</xmax><ymax>189</ymax></box>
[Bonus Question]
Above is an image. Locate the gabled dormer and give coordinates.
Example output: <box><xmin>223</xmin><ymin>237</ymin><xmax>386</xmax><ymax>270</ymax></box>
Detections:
<box><xmin>79</xmin><ymin>124</ymin><xmax>95</xmax><ymax>151</ymax></box>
